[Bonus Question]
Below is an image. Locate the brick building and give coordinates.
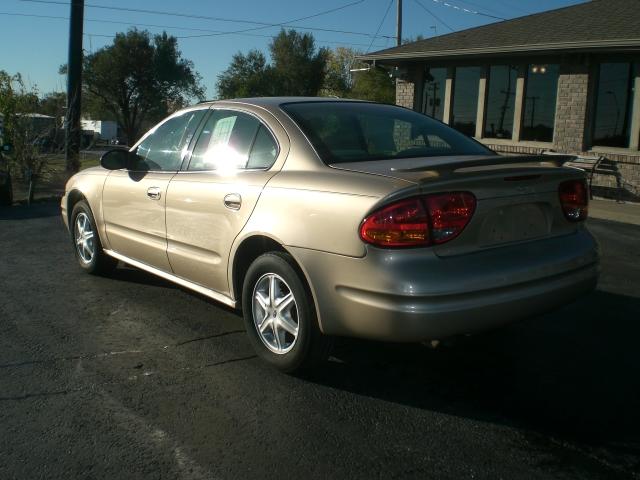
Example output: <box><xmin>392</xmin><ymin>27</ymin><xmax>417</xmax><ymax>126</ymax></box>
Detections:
<box><xmin>360</xmin><ymin>0</ymin><xmax>640</xmax><ymax>200</ymax></box>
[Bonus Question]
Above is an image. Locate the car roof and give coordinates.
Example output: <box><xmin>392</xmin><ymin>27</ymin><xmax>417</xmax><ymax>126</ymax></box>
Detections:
<box><xmin>197</xmin><ymin>96</ymin><xmax>369</xmax><ymax>108</ymax></box>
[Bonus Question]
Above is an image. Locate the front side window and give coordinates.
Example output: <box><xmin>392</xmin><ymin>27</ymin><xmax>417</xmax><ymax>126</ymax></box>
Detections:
<box><xmin>451</xmin><ymin>66</ymin><xmax>481</xmax><ymax>137</ymax></box>
<box><xmin>133</xmin><ymin>109</ymin><xmax>206</xmax><ymax>171</ymax></box>
<box><xmin>281</xmin><ymin>101</ymin><xmax>492</xmax><ymax>164</ymax></box>
<box><xmin>592</xmin><ymin>62</ymin><xmax>636</xmax><ymax>148</ymax></box>
<box><xmin>484</xmin><ymin>65</ymin><xmax>518</xmax><ymax>139</ymax></box>
<box><xmin>422</xmin><ymin>67</ymin><xmax>447</xmax><ymax>121</ymax></box>
<box><xmin>188</xmin><ymin>110</ymin><xmax>277</xmax><ymax>171</ymax></box>
<box><xmin>521</xmin><ymin>64</ymin><xmax>560</xmax><ymax>142</ymax></box>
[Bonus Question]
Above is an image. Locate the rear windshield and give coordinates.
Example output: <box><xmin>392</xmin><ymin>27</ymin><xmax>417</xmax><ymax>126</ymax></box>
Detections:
<box><xmin>281</xmin><ymin>101</ymin><xmax>493</xmax><ymax>164</ymax></box>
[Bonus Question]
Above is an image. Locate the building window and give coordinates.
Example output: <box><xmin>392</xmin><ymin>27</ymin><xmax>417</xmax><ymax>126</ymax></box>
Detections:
<box><xmin>592</xmin><ymin>62</ymin><xmax>636</xmax><ymax>148</ymax></box>
<box><xmin>422</xmin><ymin>67</ymin><xmax>446</xmax><ymax>121</ymax></box>
<box><xmin>484</xmin><ymin>65</ymin><xmax>518</xmax><ymax>139</ymax></box>
<box><xmin>521</xmin><ymin>64</ymin><xmax>560</xmax><ymax>142</ymax></box>
<box><xmin>451</xmin><ymin>66</ymin><xmax>481</xmax><ymax>137</ymax></box>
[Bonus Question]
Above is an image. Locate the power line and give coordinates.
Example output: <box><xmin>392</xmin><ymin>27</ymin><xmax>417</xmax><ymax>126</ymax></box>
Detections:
<box><xmin>174</xmin><ymin>1</ymin><xmax>375</xmax><ymax>39</ymax></box>
<box><xmin>454</xmin><ymin>0</ymin><xmax>514</xmax><ymax>17</ymax></box>
<box><xmin>366</xmin><ymin>0</ymin><xmax>394</xmax><ymax>53</ymax></box>
<box><xmin>0</xmin><ymin>11</ymin><xmax>239</xmax><ymax>34</ymax></box>
<box><xmin>177</xmin><ymin>25</ymin><xmax>393</xmax><ymax>41</ymax></box>
<box><xmin>0</xmin><ymin>12</ymin><xmax>227</xmax><ymax>33</ymax></box>
<box><xmin>428</xmin><ymin>0</ymin><xmax>506</xmax><ymax>21</ymax></box>
<box><xmin>413</xmin><ymin>0</ymin><xmax>454</xmax><ymax>32</ymax></box>
<box><xmin>84</xmin><ymin>32</ymin><xmax>389</xmax><ymax>49</ymax></box>
<box><xmin>19</xmin><ymin>0</ymin><xmax>393</xmax><ymax>39</ymax></box>
<box><xmin>19</xmin><ymin>0</ymin><xmax>361</xmax><ymax>24</ymax></box>
<box><xmin>0</xmin><ymin>11</ymin><xmax>389</xmax><ymax>49</ymax></box>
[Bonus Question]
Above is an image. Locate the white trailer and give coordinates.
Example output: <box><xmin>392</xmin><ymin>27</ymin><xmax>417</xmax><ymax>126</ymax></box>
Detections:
<box><xmin>80</xmin><ymin>119</ymin><xmax>118</xmax><ymax>141</ymax></box>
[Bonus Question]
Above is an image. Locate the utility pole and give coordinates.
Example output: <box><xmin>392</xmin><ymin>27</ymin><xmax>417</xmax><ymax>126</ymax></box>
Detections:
<box><xmin>396</xmin><ymin>0</ymin><xmax>402</xmax><ymax>46</ymax></box>
<box><xmin>65</xmin><ymin>0</ymin><xmax>84</xmax><ymax>174</ymax></box>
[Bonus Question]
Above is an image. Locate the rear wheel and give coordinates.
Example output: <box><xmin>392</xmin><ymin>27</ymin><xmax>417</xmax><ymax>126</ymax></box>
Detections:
<box><xmin>242</xmin><ymin>252</ymin><xmax>331</xmax><ymax>372</ymax></box>
<box><xmin>70</xmin><ymin>200</ymin><xmax>117</xmax><ymax>275</ymax></box>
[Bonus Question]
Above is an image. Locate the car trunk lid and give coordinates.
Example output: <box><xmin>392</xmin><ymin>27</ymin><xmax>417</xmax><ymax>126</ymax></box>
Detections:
<box><xmin>336</xmin><ymin>154</ymin><xmax>586</xmax><ymax>257</ymax></box>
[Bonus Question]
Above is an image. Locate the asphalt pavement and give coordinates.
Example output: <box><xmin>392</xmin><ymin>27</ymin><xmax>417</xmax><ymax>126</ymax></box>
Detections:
<box><xmin>1</xmin><ymin>203</ymin><xmax>639</xmax><ymax>479</ymax></box>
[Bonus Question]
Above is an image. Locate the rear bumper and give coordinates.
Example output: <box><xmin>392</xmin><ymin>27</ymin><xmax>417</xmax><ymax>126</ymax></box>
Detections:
<box><xmin>289</xmin><ymin>228</ymin><xmax>599</xmax><ymax>341</ymax></box>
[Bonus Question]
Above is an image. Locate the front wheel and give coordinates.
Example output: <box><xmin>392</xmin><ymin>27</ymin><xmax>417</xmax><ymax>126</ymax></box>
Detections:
<box><xmin>70</xmin><ymin>200</ymin><xmax>117</xmax><ymax>275</ymax></box>
<box><xmin>242</xmin><ymin>252</ymin><xmax>331</xmax><ymax>373</ymax></box>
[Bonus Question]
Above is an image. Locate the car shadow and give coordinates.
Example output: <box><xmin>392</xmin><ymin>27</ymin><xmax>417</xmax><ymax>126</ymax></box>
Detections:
<box><xmin>0</xmin><ymin>202</ymin><xmax>61</xmax><ymax>220</ymax></box>
<box><xmin>107</xmin><ymin>265</ymin><xmax>240</xmax><ymax>315</ymax></box>
<box><xmin>108</xmin><ymin>265</ymin><xmax>179</xmax><ymax>290</ymax></box>
<box><xmin>301</xmin><ymin>289</ymin><xmax>640</xmax><ymax>448</ymax></box>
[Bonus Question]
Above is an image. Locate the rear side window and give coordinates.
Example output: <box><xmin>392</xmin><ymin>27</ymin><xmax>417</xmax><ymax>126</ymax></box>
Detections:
<box><xmin>247</xmin><ymin>126</ymin><xmax>278</xmax><ymax>169</ymax></box>
<box><xmin>188</xmin><ymin>110</ymin><xmax>277</xmax><ymax>171</ymax></box>
<box><xmin>281</xmin><ymin>101</ymin><xmax>492</xmax><ymax>164</ymax></box>
<box><xmin>134</xmin><ymin>109</ymin><xmax>206</xmax><ymax>171</ymax></box>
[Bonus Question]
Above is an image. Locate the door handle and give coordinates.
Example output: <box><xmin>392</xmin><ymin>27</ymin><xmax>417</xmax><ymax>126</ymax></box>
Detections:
<box><xmin>147</xmin><ymin>187</ymin><xmax>161</xmax><ymax>200</ymax></box>
<box><xmin>224</xmin><ymin>193</ymin><xmax>242</xmax><ymax>210</ymax></box>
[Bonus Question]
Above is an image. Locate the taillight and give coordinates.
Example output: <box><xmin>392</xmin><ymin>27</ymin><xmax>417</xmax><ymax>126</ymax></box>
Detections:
<box><xmin>559</xmin><ymin>179</ymin><xmax>588</xmax><ymax>222</ymax></box>
<box><xmin>359</xmin><ymin>192</ymin><xmax>476</xmax><ymax>248</ymax></box>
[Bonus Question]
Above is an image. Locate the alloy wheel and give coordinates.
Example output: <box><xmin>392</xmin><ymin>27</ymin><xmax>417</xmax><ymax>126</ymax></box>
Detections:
<box><xmin>74</xmin><ymin>212</ymin><xmax>95</xmax><ymax>264</ymax></box>
<box><xmin>252</xmin><ymin>273</ymin><xmax>300</xmax><ymax>354</ymax></box>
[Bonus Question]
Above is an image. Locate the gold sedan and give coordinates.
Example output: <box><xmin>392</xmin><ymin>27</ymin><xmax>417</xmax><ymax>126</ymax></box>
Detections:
<box><xmin>62</xmin><ymin>98</ymin><xmax>599</xmax><ymax>372</ymax></box>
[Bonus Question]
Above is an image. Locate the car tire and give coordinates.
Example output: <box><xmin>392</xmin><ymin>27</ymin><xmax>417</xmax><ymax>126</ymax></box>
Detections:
<box><xmin>0</xmin><ymin>173</ymin><xmax>11</xmax><ymax>206</ymax></box>
<box><xmin>70</xmin><ymin>200</ymin><xmax>117</xmax><ymax>275</ymax></box>
<box><xmin>242</xmin><ymin>252</ymin><xmax>332</xmax><ymax>373</ymax></box>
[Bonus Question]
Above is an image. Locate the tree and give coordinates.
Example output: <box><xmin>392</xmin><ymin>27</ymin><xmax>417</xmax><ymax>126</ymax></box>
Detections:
<box><xmin>216</xmin><ymin>29</ymin><xmax>328</xmax><ymax>99</ymax></box>
<box><xmin>321</xmin><ymin>46</ymin><xmax>395</xmax><ymax>104</ymax></box>
<box><xmin>75</xmin><ymin>29</ymin><xmax>205</xmax><ymax>145</ymax></box>
<box><xmin>216</xmin><ymin>33</ymin><xmax>394</xmax><ymax>104</ymax></box>
<box><xmin>217</xmin><ymin>50</ymin><xmax>275</xmax><ymax>99</ymax></box>
<box><xmin>0</xmin><ymin>71</ymin><xmax>50</xmax><ymax>204</ymax></box>
<box><xmin>269</xmin><ymin>30</ymin><xmax>328</xmax><ymax>96</ymax></box>
<box><xmin>38</xmin><ymin>91</ymin><xmax>66</xmax><ymax>118</ymax></box>
<box><xmin>350</xmin><ymin>67</ymin><xmax>396</xmax><ymax>104</ymax></box>
<box><xmin>321</xmin><ymin>47</ymin><xmax>360</xmax><ymax>97</ymax></box>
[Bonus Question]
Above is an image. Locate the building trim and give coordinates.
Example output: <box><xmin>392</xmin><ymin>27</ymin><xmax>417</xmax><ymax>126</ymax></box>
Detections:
<box><xmin>360</xmin><ymin>39</ymin><xmax>640</xmax><ymax>62</ymax></box>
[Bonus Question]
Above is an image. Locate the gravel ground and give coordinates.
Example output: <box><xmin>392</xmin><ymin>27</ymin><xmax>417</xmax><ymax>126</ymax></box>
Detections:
<box><xmin>1</xmin><ymin>203</ymin><xmax>639</xmax><ymax>479</ymax></box>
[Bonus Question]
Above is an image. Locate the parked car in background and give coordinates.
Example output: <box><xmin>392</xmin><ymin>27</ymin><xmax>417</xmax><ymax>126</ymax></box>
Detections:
<box><xmin>0</xmin><ymin>147</ymin><xmax>12</xmax><ymax>206</ymax></box>
<box><xmin>61</xmin><ymin>98</ymin><xmax>599</xmax><ymax>372</ymax></box>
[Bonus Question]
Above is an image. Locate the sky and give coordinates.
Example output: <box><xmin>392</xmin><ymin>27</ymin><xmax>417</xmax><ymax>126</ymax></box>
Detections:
<box><xmin>0</xmin><ymin>0</ymin><xmax>587</xmax><ymax>97</ymax></box>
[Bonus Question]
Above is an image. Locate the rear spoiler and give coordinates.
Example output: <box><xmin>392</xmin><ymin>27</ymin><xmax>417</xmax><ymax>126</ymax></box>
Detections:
<box><xmin>390</xmin><ymin>155</ymin><xmax>573</xmax><ymax>174</ymax></box>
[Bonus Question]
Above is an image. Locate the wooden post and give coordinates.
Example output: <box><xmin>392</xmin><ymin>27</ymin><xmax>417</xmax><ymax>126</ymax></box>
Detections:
<box><xmin>443</xmin><ymin>67</ymin><xmax>454</xmax><ymax>124</ymax></box>
<box><xmin>511</xmin><ymin>65</ymin><xmax>526</xmax><ymax>142</ymax></box>
<box><xmin>475</xmin><ymin>66</ymin><xmax>488</xmax><ymax>139</ymax></box>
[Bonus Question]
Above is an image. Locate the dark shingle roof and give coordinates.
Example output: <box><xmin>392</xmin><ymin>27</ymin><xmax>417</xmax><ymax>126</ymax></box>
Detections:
<box><xmin>360</xmin><ymin>0</ymin><xmax>640</xmax><ymax>62</ymax></box>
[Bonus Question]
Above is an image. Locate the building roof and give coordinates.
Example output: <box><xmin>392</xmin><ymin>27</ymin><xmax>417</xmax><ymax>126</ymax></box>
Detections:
<box><xmin>360</xmin><ymin>0</ymin><xmax>640</xmax><ymax>62</ymax></box>
<box><xmin>20</xmin><ymin>113</ymin><xmax>55</xmax><ymax>119</ymax></box>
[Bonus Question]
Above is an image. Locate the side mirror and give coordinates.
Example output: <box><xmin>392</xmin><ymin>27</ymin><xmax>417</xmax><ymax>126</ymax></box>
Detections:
<box><xmin>100</xmin><ymin>149</ymin><xmax>130</xmax><ymax>170</ymax></box>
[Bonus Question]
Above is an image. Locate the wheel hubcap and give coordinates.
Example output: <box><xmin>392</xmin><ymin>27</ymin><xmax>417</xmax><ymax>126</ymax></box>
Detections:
<box><xmin>252</xmin><ymin>273</ymin><xmax>299</xmax><ymax>354</ymax></box>
<box><xmin>74</xmin><ymin>212</ymin><xmax>95</xmax><ymax>264</ymax></box>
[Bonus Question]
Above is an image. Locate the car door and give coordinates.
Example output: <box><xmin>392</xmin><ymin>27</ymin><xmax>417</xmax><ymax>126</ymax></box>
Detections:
<box><xmin>165</xmin><ymin>108</ymin><xmax>283</xmax><ymax>295</ymax></box>
<box><xmin>102</xmin><ymin>108</ymin><xmax>207</xmax><ymax>272</ymax></box>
